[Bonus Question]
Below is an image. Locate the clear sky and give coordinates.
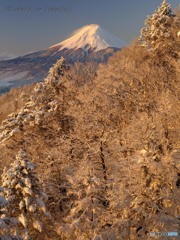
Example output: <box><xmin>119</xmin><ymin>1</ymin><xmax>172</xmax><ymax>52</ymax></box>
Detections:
<box><xmin>0</xmin><ymin>0</ymin><xmax>179</xmax><ymax>57</ymax></box>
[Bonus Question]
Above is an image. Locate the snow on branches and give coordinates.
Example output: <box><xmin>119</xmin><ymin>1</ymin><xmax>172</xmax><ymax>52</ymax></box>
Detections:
<box><xmin>1</xmin><ymin>150</ymin><xmax>49</xmax><ymax>239</ymax></box>
<box><xmin>0</xmin><ymin>187</ymin><xmax>21</xmax><ymax>239</ymax></box>
<box><xmin>0</xmin><ymin>57</ymin><xmax>69</xmax><ymax>143</ymax></box>
<box><xmin>140</xmin><ymin>0</ymin><xmax>177</xmax><ymax>50</ymax></box>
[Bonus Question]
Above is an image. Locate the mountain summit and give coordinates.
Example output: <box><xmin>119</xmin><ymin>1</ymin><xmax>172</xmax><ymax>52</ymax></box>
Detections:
<box><xmin>50</xmin><ymin>24</ymin><xmax>126</xmax><ymax>52</ymax></box>
<box><xmin>0</xmin><ymin>24</ymin><xmax>126</xmax><ymax>94</ymax></box>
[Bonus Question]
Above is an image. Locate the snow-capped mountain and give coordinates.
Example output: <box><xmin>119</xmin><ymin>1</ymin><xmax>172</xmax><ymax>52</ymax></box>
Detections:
<box><xmin>0</xmin><ymin>24</ymin><xmax>126</xmax><ymax>94</ymax></box>
<box><xmin>50</xmin><ymin>24</ymin><xmax>126</xmax><ymax>52</ymax></box>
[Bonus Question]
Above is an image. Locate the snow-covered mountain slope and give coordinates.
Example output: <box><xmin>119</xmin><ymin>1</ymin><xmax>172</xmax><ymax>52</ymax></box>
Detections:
<box><xmin>50</xmin><ymin>24</ymin><xmax>126</xmax><ymax>52</ymax></box>
<box><xmin>0</xmin><ymin>24</ymin><xmax>126</xmax><ymax>94</ymax></box>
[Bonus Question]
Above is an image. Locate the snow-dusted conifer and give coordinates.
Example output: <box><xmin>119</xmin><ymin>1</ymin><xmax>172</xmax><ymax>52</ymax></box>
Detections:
<box><xmin>0</xmin><ymin>57</ymin><xmax>70</xmax><ymax>143</ymax></box>
<box><xmin>1</xmin><ymin>150</ymin><xmax>49</xmax><ymax>240</ymax></box>
<box><xmin>45</xmin><ymin>56</ymin><xmax>69</xmax><ymax>85</ymax></box>
<box><xmin>140</xmin><ymin>0</ymin><xmax>176</xmax><ymax>50</ymax></box>
<box><xmin>0</xmin><ymin>187</ymin><xmax>22</xmax><ymax>240</ymax></box>
<box><xmin>34</xmin><ymin>56</ymin><xmax>69</xmax><ymax>95</ymax></box>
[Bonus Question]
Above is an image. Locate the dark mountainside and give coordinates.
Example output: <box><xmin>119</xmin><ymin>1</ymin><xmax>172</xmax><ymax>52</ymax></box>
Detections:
<box><xmin>0</xmin><ymin>47</ymin><xmax>120</xmax><ymax>95</ymax></box>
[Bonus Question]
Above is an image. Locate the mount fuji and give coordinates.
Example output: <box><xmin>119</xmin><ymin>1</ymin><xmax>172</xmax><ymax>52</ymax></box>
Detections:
<box><xmin>0</xmin><ymin>24</ymin><xmax>126</xmax><ymax>94</ymax></box>
<box><xmin>50</xmin><ymin>24</ymin><xmax>126</xmax><ymax>52</ymax></box>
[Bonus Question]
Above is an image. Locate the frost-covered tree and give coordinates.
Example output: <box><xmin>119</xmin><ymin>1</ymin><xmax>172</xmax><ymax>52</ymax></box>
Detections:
<box><xmin>0</xmin><ymin>57</ymin><xmax>70</xmax><ymax>143</ymax></box>
<box><xmin>140</xmin><ymin>0</ymin><xmax>177</xmax><ymax>50</ymax></box>
<box><xmin>1</xmin><ymin>150</ymin><xmax>50</xmax><ymax>240</ymax></box>
<box><xmin>58</xmin><ymin>164</ymin><xmax>108</xmax><ymax>240</ymax></box>
<box><xmin>0</xmin><ymin>187</ymin><xmax>22</xmax><ymax>240</ymax></box>
<box><xmin>33</xmin><ymin>56</ymin><xmax>69</xmax><ymax>103</ymax></box>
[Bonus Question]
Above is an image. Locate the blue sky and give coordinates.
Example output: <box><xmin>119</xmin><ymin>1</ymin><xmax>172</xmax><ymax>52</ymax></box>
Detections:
<box><xmin>0</xmin><ymin>0</ymin><xmax>179</xmax><ymax>56</ymax></box>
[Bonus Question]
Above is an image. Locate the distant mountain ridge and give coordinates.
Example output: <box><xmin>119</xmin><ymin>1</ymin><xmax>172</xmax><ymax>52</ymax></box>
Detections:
<box><xmin>0</xmin><ymin>24</ymin><xmax>126</xmax><ymax>94</ymax></box>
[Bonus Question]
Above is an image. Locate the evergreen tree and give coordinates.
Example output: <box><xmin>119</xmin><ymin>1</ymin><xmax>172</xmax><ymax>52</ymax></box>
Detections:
<box><xmin>140</xmin><ymin>0</ymin><xmax>177</xmax><ymax>50</ymax></box>
<box><xmin>0</xmin><ymin>57</ymin><xmax>70</xmax><ymax>142</ymax></box>
<box><xmin>1</xmin><ymin>150</ymin><xmax>49</xmax><ymax>240</ymax></box>
<box><xmin>0</xmin><ymin>187</ymin><xmax>22</xmax><ymax>240</ymax></box>
<box><xmin>34</xmin><ymin>56</ymin><xmax>69</xmax><ymax>101</ymax></box>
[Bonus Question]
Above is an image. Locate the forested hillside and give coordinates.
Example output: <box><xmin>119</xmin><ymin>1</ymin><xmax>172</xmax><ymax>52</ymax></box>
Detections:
<box><xmin>0</xmin><ymin>1</ymin><xmax>179</xmax><ymax>239</ymax></box>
